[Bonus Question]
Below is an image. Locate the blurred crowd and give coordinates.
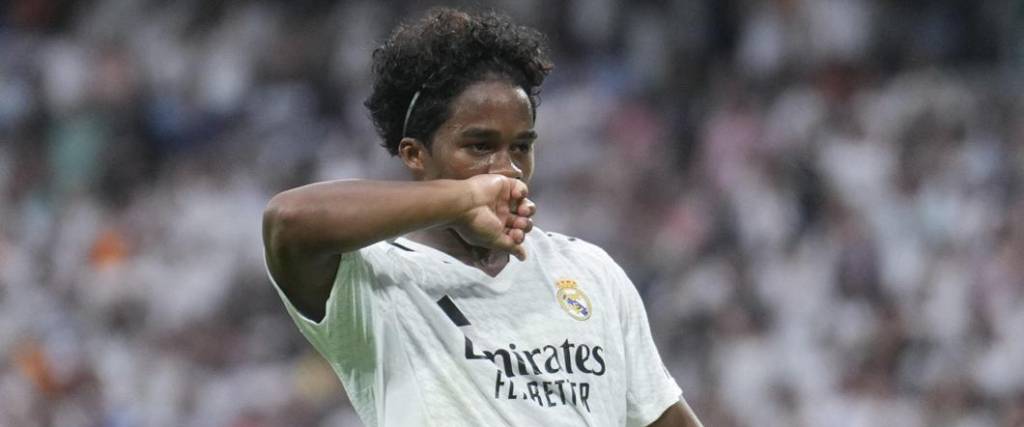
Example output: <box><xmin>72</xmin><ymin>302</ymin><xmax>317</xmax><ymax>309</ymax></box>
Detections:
<box><xmin>1</xmin><ymin>0</ymin><xmax>1022</xmax><ymax>426</ymax></box>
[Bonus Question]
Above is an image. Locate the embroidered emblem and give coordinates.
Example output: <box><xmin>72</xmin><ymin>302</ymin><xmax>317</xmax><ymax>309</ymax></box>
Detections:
<box><xmin>556</xmin><ymin>279</ymin><xmax>592</xmax><ymax>321</ymax></box>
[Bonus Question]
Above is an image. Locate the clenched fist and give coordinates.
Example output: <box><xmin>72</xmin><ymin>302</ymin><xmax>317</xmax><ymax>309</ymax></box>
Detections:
<box><xmin>454</xmin><ymin>174</ymin><xmax>537</xmax><ymax>260</ymax></box>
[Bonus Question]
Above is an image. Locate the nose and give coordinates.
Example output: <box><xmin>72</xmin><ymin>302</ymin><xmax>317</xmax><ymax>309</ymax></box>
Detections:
<box><xmin>488</xmin><ymin>150</ymin><xmax>523</xmax><ymax>180</ymax></box>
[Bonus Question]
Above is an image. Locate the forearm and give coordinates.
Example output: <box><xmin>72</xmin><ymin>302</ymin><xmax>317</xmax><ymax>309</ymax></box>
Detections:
<box><xmin>261</xmin><ymin>179</ymin><xmax>471</xmax><ymax>321</ymax></box>
<box><xmin>263</xmin><ymin>175</ymin><xmax>529</xmax><ymax>320</ymax></box>
<box><xmin>263</xmin><ymin>179</ymin><xmax>470</xmax><ymax>258</ymax></box>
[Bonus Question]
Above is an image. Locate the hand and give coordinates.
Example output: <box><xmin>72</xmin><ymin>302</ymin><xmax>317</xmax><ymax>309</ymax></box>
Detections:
<box><xmin>454</xmin><ymin>174</ymin><xmax>537</xmax><ymax>260</ymax></box>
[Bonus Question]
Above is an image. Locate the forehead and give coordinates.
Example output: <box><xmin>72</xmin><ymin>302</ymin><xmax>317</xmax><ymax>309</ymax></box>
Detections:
<box><xmin>442</xmin><ymin>80</ymin><xmax>533</xmax><ymax>133</ymax></box>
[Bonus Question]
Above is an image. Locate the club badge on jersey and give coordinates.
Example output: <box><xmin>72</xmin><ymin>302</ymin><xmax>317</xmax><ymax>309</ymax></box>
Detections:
<box><xmin>556</xmin><ymin>279</ymin><xmax>592</xmax><ymax>321</ymax></box>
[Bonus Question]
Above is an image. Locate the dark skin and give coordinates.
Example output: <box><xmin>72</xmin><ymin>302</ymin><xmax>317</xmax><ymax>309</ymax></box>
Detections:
<box><xmin>398</xmin><ymin>79</ymin><xmax>538</xmax><ymax>274</ymax></box>
<box><xmin>262</xmin><ymin>79</ymin><xmax>702</xmax><ymax>427</ymax></box>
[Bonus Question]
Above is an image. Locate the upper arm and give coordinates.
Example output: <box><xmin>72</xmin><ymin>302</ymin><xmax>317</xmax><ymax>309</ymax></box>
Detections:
<box><xmin>647</xmin><ymin>401</ymin><xmax>703</xmax><ymax>427</ymax></box>
<box><xmin>263</xmin><ymin>199</ymin><xmax>343</xmax><ymax>322</ymax></box>
<box><xmin>267</xmin><ymin>239</ymin><xmax>382</xmax><ymax>378</ymax></box>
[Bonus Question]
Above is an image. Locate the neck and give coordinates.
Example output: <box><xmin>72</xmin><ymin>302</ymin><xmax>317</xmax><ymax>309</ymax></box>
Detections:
<box><xmin>408</xmin><ymin>228</ymin><xmax>510</xmax><ymax>276</ymax></box>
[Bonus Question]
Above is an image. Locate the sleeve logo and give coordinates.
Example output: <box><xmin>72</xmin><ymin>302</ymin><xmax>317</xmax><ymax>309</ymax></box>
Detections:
<box><xmin>555</xmin><ymin>279</ymin><xmax>592</xmax><ymax>321</ymax></box>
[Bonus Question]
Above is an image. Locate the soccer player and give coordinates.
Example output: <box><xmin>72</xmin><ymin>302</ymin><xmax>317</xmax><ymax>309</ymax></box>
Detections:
<box><xmin>262</xmin><ymin>8</ymin><xmax>702</xmax><ymax>427</ymax></box>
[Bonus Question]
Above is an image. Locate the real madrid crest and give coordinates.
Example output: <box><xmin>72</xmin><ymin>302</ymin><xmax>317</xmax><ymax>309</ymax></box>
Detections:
<box><xmin>556</xmin><ymin>279</ymin><xmax>592</xmax><ymax>321</ymax></box>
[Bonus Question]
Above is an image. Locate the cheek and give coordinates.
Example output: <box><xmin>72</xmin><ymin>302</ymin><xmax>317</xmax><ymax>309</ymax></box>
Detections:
<box><xmin>518</xmin><ymin>154</ymin><xmax>534</xmax><ymax>179</ymax></box>
<box><xmin>444</xmin><ymin>152</ymin><xmax>492</xmax><ymax>178</ymax></box>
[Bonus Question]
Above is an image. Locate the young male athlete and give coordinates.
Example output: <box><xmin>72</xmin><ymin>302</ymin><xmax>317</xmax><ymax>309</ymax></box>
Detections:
<box><xmin>263</xmin><ymin>8</ymin><xmax>702</xmax><ymax>427</ymax></box>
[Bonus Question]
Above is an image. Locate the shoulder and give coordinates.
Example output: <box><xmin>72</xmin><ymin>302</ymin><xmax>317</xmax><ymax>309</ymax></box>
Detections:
<box><xmin>340</xmin><ymin>239</ymin><xmax>423</xmax><ymax>279</ymax></box>
<box><xmin>530</xmin><ymin>229</ymin><xmax>644</xmax><ymax>317</ymax></box>
<box><xmin>529</xmin><ymin>228</ymin><xmax>623</xmax><ymax>277</ymax></box>
<box><xmin>530</xmin><ymin>227</ymin><xmax>611</xmax><ymax>256</ymax></box>
<box><xmin>356</xmin><ymin>238</ymin><xmax>416</xmax><ymax>261</ymax></box>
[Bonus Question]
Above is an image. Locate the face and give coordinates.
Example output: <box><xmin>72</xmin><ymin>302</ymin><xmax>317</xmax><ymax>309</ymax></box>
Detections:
<box><xmin>400</xmin><ymin>79</ymin><xmax>536</xmax><ymax>183</ymax></box>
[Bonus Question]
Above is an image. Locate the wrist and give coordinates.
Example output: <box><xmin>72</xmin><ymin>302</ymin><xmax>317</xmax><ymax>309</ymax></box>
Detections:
<box><xmin>428</xmin><ymin>179</ymin><xmax>477</xmax><ymax>227</ymax></box>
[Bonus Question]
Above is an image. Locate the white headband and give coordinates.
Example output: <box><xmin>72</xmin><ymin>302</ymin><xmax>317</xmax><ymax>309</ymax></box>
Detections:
<box><xmin>401</xmin><ymin>90</ymin><xmax>422</xmax><ymax>138</ymax></box>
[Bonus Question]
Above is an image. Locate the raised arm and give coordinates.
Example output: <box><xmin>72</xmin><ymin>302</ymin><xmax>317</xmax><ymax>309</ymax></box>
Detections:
<box><xmin>262</xmin><ymin>175</ymin><xmax>532</xmax><ymax>321</ymax></box>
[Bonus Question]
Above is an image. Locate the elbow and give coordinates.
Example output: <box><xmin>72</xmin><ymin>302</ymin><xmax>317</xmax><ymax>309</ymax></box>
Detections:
<box><xmin>262</xmin><ymin>192</ymin><xmax>301</xmax><ymax>257</ymax></box>
<box><xmin>263</xmin><ymin>184</ymin><xmax>359</xmax><ymax>258</ymax></box>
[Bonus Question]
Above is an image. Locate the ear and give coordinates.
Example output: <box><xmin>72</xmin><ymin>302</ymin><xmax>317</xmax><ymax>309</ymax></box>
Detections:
<box><xmin>398</xmin><ymin>137</ymin><xmax>430</xmax><ymax>178</ymax></box>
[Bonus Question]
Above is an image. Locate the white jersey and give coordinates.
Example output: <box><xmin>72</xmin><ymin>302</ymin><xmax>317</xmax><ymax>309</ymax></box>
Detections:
<box><xmin>270</xmin><ymin>229</ymin><xmax>682</xmax><ymax>426</ymax></box>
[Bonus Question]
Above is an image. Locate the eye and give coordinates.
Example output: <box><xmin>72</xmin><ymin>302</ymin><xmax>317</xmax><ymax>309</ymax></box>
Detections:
<box><xmin>512</xmin><ymin>142</ymin><xmax>533</xmax><ymax>153</ymax></box>
<box><xmin>469</xmin><ymin>143</ymin><xmax>490</xmax><ymax>153</ymax></box>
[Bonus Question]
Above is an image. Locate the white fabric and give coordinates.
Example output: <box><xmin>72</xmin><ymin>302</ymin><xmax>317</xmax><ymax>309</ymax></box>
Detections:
<box><xmin>269</xmin><ymin>229</ymin><xmax>682</xmax><ymax>426</ymax></box>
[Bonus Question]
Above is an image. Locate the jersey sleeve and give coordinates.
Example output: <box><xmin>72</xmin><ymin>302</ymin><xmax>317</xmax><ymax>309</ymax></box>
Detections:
<box><xmin>609</xmin><ymin>261</ymin><xmax>683</xmax><ymax>427</ymax></box>
<box><xmin>267</xmin><ymin>243</ymin><xmax>390</xmax><ymax>376</ymax></box>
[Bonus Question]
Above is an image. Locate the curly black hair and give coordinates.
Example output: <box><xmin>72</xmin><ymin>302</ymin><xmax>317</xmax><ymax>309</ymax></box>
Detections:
<box><xmin>365</xmin><ymin>8</ymin><xmax>553</xmax><ymax>155</ymax></box>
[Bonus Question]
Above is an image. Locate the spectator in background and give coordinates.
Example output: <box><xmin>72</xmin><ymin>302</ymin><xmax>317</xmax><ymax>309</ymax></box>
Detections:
<box><xmin>0</xmin><ymin>1</ymin><xmax>1020</xmax><ymax>426</ymax></box>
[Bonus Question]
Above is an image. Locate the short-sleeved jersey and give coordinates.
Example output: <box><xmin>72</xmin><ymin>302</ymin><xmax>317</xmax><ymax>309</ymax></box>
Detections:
<box><xmin>269</xmin><ymin>229</ymin><xmax>682</xmax><ymax>426</ymax></box>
